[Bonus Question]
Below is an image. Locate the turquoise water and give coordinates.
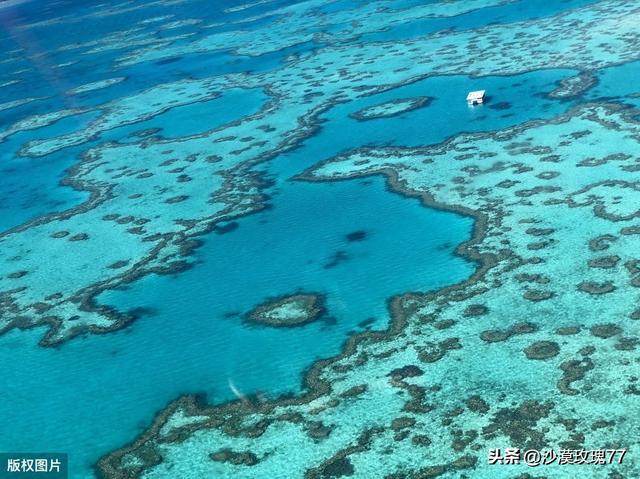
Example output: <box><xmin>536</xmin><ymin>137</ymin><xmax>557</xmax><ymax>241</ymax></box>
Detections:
<box><xmin>0</xmin><ymin>57</ymin><xmax>587</xmax><ymax>479</ymax></box>
<box><xmin>1</xmin><ymin>0</ymin><xmax>639</xmax><ymax>478</ymax></box>
<box><xmin>278</xmin><ymin>68</ymin><xmax>581</xmax><ymax>178</ymax></box>
<box><xmin>589</xmin><ymin>60</ymin><xmax>640</xmax><ymax>106</ymax></box>
<box><xmin>0</xmin><ymin>173</ymin><xmax>474</xmax><ymax>478</ymax></box>
<box><xmin>0</xmin><ymin>88</ymin><xmax>267</xmax><ymax>231</ymax></box>
<box><xmin>0</xmin><ymin>63</ymin><xmax>583</xmax><ymax>474</ymax></box>
<box><xmin>359</xmin><ymin>0</ymin><xmax>601</xmax><ymax>43</ymax></box>
<box><xmin>0</xmin><ymin>116</ymin><xmax>94</xmax><ymax>231</ymax></box>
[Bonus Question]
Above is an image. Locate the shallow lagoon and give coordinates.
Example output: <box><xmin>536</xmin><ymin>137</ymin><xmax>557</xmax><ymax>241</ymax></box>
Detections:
<box><xmin>0</xmin><ymin>87</ymin><xmax>267</xmax><ymax>231</ymax></box>
<box><xmin>1</xmin><ymin>0</ymin><xmax>638</xmax><ymax>477</ymax></box>
<box><xmin>0</xmin><ymin>173</ymin><xmax>474</xmax><ymax>478</ymax></box>
<box><xmin>0</xmin><ymin>62</ymin><xmax>592</xmax><ymax>479</ymax></box>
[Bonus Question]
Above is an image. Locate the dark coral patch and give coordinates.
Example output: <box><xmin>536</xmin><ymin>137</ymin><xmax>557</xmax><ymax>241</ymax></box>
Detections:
<box><xmin>7</xmin><ymin>270</ymin><xmax>28</xmax><ymax>279</ymax></box>
<box><xmin>480</xmin><ymin>322</ymin><xmax>537</xmax><ymax>343</ymax></box>
<box><xmin>558</xmin><ymin>357</ymin><xmax>594</xmax><ymax>395</ymax></box>
<box><xmin>357</xmin><ymin>318</ymin><xmax>375</xmax><ymax>329</ymax></box>
<box><xmin>524</xmin><ymin>341</ymin><xmax>560</xmax><ymax>360</ymax></box>
<box><xmin>451</xmin><ymin>430</ymin><xmax>478</xmax><ymax>452</ymax></box>
<box><xmin>577</xmin><ymin>281</ymin><xmax>615</xmax><ymax>295</ymax></box>
<box><xmin>306</xmin><ymin>421</ymin><xmax>332</xmax><ymax>440</ymax></box>
<box><xmin>418</xmin><ymin>338</ymin><xmax>461</xmax><ymax>363</ymax></box>
<box><xmin>588</xmin><ymin>255</ymin><xmax>620</xmax><ymax>269</ymax></box>
<box><xmin>590</xmin><ymin>323</ymin><xmax>622</xmax><ymax>339</ymax></box>
<box><xmin>154</xmin><ymin>56</ymin><xmax>183</xmax><ymax>66</ymax></box>
<box><xmin>214</xmin><ymin>222</ymin><xmax>239</xmax><ymax>235</ymax></box>
<box><xmin>488</xmin><ymin>101</ymin><xmax>512</xmax><ymax>110</ymax></box>
<box><xmin>523</xmin><ymin>289</ymin><xmax>554</xmax><ymax>301</ymax></box>
<box><xmin>319</xmin><ymin>457</ymin><xmax>354</xmax><ymax>478</ymax></box>
<box><xmin>463</xmin><ymin>304</ymin><xmax>488</xmax><ymax>317</ymax></box>
<box><xmin>536</xmin><ymin>171</ymin><xmax>560</xmax><ymax>180</ymax></box>
<box><xmin>345</xmin><ymin>230</ymin><xmax>367</xmax><ymax>242</ymax></box>
<box><xmin>116</xmin><ymin>216</ymin><xmax>135</xmax><ymax>224</ymax></box>
<box><xmin>391</xmin><ymin>417</ymin><xmax>416</xmax><ymax>431</ymax></box>
<box><xmin>324</xmin><ymin>251</ymin><xmax>349</xmax><ymax>269</ymax></box>
<box><xmin>555</xmin><ymin>326</ymin><xmax>580</xmax><ymax>336</ymax></box>
<box><xmin>339</xmin><ymin>385</ymin><xmax>367</xmax><ymax>399</ymax></box>
<box><xmin>32</xmin><ymin>302</ymin><xmax>51</xmax><ymax>313</ymax></box>
<box><xmin>165</xmin><ymin>195</ymin><xmax>189</xmax><ymax>204</ymax></box>
<box><xmin>434</xmin><ymin>319</ymin><xmax>455</xmax><ymax>330</ymax></box>
<box><xmin>69</xmin><ymin>233</ymin><xmax>89</xmax><ymax>241</ymax></box>
<box><xmin>515</xmin><ymin>273</ymin><xmax>550</xmax><ymax>284</ymax></box>
<box><xmin>411</xmin><ymin>434</ymin><xmax>432</xmax><ymax>447</ymax></box>
<box><xmin>615</xmin><ymin>337</ymin><xmax>639</xmax><ymax>351</ymax></box>
<box><xmin>465</xmin><ymin>395</ymin><xmax>490</xmax><ymax>414</ymax></box>
<box><xmin>210</xmin><ymin>448</ymin><xmax>259</xmax><ymax>466</ymax></box>
<box><xmin>388</xmin><ymin>365</ymin><xmax>423</xmax><ymax>380</ymax></box>
<box><xmin>482</xmin><ymin>400</ymin><xmax>554</xmax><ymax>450</ymax></box>
<box><xmin>511</xmin><ymin>322</ymin><xmax>538</xmax><ymax>334</ymax></box>
<box><xmin>108</xmin><ymin>260</ymin><xmax>130</xmax><ymax>269</ymax></box>
<box><xmin>588</xmin><ymin>234</ymin><xmax>617</xmax><ymax>252</ymax></box>
<box><xmin>480</xmin><ymin>329</ymin><xmax>511</xmax><ymax>343</ymax></box>
<box><xmin>525</xmin><ymin>228</ymin><xmax>554</xmax><ymax>237</ymax></box>
<box><xmin>620</xmin><ymin>225</ymin><xmax>640</xmax><ymax>236</ymax></box>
